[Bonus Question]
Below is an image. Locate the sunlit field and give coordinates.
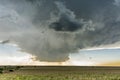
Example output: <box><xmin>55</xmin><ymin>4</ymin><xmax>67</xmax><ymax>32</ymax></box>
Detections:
<box><xmin>0</xmin><ymin>66</ymin><xmax>120</xmax><ymax>80</ymax></box>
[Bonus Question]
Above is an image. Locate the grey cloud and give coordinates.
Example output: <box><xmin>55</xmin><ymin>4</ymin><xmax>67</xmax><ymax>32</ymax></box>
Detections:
<box><xmin>49</xmin><ymin>1</ymin><xmax>83</xmax><ymax>32</ymax></box>
<box><xmin>0</xmin><ymin>0</ymin><xmax>120</xmax><ymax>62</ymax></box>
<box><xmin>0</xmin><ymin>40</ymin><xmax>10</xmax><ymax>44</ymax></box>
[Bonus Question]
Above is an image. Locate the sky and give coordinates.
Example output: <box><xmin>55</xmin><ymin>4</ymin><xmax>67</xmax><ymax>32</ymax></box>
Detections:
<box><xmin>0</xmin><ymin>43</ymin><xmax>120</xmax><ymax>66</ymax></box>
<box><xmin>0</xmin><ymin>0</ymin><xmax>120</xmax><ymax>66</ymax></box>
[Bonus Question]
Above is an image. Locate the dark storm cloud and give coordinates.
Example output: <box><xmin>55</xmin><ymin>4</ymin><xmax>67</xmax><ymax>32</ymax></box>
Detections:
<box><xmin>0</xmin><ymin>0</ymin><xmax>120</xmax><ymax>62</ymax></box>
<box><xmin>49</xmin><ymin>2</ymin><xmax>83</xmax><ymax>32</ymax></box>
<box><xmin>64</xmin><ymin>0</ymin><xmax>114</xmax><ymax>19</ymax></box>
<box><xmin>49</xmin><ymin>14</ymin><xmax>83</xmax><ymax>32</ymax></box>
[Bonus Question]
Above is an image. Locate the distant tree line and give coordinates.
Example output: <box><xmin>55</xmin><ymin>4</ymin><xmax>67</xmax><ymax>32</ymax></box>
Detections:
<box><xmin>0</xmin><ymin>66</ymin><xmax>22</xmax><ymax>74</ymax></box>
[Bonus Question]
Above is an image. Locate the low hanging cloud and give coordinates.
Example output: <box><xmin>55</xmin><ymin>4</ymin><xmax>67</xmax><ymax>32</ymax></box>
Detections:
<box><xmin>0</xmin><ymin>0</ymin><xmax>120</xmax><ymax>62</ymax></box>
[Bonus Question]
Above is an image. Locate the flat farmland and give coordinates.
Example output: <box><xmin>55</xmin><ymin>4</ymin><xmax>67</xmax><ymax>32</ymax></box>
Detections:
<box><xmin>0</xmin><ymin>66</ymin><xmax>120</xmax><ymax>80</ymax></box>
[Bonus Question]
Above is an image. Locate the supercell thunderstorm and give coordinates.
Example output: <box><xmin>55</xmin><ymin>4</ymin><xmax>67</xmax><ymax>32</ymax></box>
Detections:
<box><xmin>0</xmin><ymin>0</ymin><xmax>120</xmax><ymax>62</ymax></box>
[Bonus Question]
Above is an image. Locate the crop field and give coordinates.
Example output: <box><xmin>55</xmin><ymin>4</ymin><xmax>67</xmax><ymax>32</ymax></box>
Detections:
<box><xmin>0</xmin><ymin>66</ymin><xmax>120</xmax><ymax>80</ymax></box>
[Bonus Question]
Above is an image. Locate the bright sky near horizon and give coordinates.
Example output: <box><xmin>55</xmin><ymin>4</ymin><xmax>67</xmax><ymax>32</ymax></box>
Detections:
<box><xmin>0</xmin><ymin>44</ymin><xmax>120</xmax><ymax>66</ymax></box>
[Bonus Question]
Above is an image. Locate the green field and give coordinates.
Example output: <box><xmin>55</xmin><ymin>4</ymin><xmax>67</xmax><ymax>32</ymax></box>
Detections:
<box><xmin>0</xmin><ymin>66</ymin><xmax>120</xmax><ymax>80</ymax></box>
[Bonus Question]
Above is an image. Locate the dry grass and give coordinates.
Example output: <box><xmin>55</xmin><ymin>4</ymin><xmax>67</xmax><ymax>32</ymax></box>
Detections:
<box><xmin>0</xmin><ymin>66</ymin><xmax>120</xmax><ymax>80</ymax></box>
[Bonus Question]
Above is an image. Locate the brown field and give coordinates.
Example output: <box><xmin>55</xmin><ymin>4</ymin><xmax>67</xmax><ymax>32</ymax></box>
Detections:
<box><xmin>0</xmin><ymin>66</ymin><xmax>120</xmax><ymax>80</ymax></box>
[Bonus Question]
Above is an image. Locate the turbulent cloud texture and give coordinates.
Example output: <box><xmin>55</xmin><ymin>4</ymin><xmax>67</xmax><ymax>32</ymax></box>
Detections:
<box><xmin>0</xmin><ymin>0</ymin><xmax>120</xmax><ymax>62</ymax></box>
